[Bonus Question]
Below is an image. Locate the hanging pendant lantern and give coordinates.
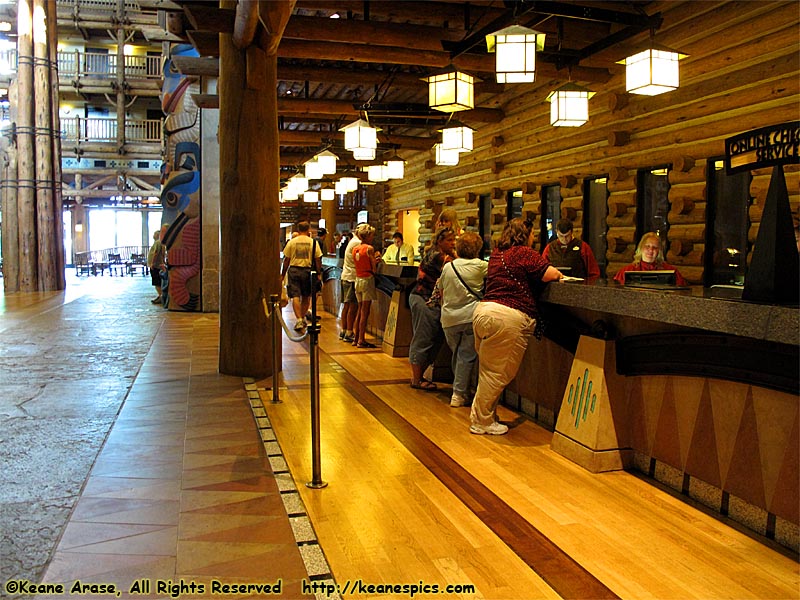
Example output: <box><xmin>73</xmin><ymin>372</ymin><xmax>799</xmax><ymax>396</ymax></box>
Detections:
<box><xmin>434</xmin><ymin>143</ymin><xmax>460</xmax><ymax>166</ymax></box>
<box><xmin>441</xmin><ymin>124</ymin><xmax>474</xmax><ymax>153</ymax></box>
<box><xmin>290</xmin><ymin>175</ymin><xmax>309</xmax><ymax>193</ymax></box>
<box><xmin>618</xmin><ymin>45</ymin><xmax>687</xmax><ymax>96</ymax></box>
<box><xmin>320</xmin><ymin>187</ymin><xmax>335</xmax><ymax>201</ymax></box>
<box><xmin>546</xmin><ymin>83</ymin><xmax>595</xmax><ymax>127</ymax></box>
<box><xmin>334</xmin><ymin>179</ymin><xmax>348</xmax><ymax>195</ymax></box>
<box><xmin>351</xmin><ymin>147</ymin><xmax>376</xmax><ymax>161</ymax></box>
<box><xmin>367</xmin><ymin>164</ymin><xmax>389</xmax><ymax>182</ymax></box>
<box><xmin>304</xmin><ymin>159</ymin><xmax>323</xmax><ymax>180</ymax></box>
<box><xmin>424</xmin><ymin>68</ymin><xmax>475</xmax><ymax>113</ymax></box>
<box><xmin>315</xmin><ymin>150</ymin><xmax>338</xmax><ymax>175</ymax></box>
<box><xmin>340</xmin><ymin>176</ymin><xmax>359</xmax><ymax>192</ymax></box>
<box><xmin>386</xmin><ymin>158</ymin><xmax>405</xmax><ymax>179</ymax></box>
<box><xmin>340</xmin><ymin>118</ymin><xmax>378</xmax><ymax>152</ymax></box>
<box><xmin>282</xmin><ymin>186</ymin><xmax>298</xmax><ymax>201</ymax></box>
<box><xmin>303</xmin><ymin>190</ymin><xmax>319</xmax><ymax>203</ymax></box>
<box><xmin>486</xmin><ymin>25</ymin><xmax>545</xmax><ymax>84</ymax></box>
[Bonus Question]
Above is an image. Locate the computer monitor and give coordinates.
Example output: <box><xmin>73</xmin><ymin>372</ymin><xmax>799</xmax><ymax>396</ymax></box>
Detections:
<box><xmin>624</xmin><ymin>270</ymin><xmax>676</xmax><ymax>286</ymax></box>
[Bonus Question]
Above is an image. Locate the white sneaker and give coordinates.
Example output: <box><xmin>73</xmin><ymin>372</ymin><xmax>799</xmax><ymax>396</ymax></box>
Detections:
<box><xmin>469</xmin><ymin>421</ymin><xmax>509</xmax><ymax>435</ymax></box>
<box><xmin>294</xmin><ymin>318</ymin><xmax>306</xmax><ymax>331</ymax></box>
<box><xmin>450</xmin><ymin>394</ymin><xmax>467</xmax><ymax>407</ymax></box>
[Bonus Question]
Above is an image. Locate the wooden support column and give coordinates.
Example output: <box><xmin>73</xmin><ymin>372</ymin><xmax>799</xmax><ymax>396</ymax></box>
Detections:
<box><xmin>1</xmin><ymin>139</ymin><xmax>19</xmax><ymax>290</ymax></box>
<box><xmin>321</xmin><ymin>195</ymin><xmax>337</xmax><ymax>244</ymax></box>
<box><xmin>33</xmin><ymin>0</ymin><xmax>58</xmax><ymax>290</ymax></box>
<box><xmin>218</xmin><ymin>2</ymin><xmax>282</xmax><ymax>378</ymax></box>
<box><xmin>16</xmin><ymin>0</ymin><xmax>37</xmax><ymax>291</ymax></box>
<box><xmin>48</xmin><ymin>0</ymin><xmax>64</xmax><ymax>281</ymax></box>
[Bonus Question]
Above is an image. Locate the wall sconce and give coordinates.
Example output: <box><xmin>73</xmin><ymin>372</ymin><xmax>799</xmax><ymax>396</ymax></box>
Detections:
<box><xmin>339</xmin><ymin>176</ymin><xmax>359</xmax><ymax>192</ymax></box>
<box><xmin>303</xmin><ymin>190</ymin><xmax>319</xmax><ymax>203</ymax></box>
<box><xmin>546</xmin><ymin>83</ymin><xmax>595</xmax><ymax>127</ymax></box>
<box><xmin>441</xmin><ymin>124</ymin><xmax>474</xmax><ymax>153</ymax></box>
<box><xmin>618</xmin><ymin>44</ymin><xmax>687</xmax><ymax>96</ymax></box>
<box><xmin>340</xmin><ymin>118</ymin><xmax>378</xmax><ymax>159</ymax></box>
<box><xmin>424</xmin><ymin>68</ymin><xmax>475</xmax><ymax>113</ymax></box>
<box><xmin>320</xmin><ymin>187</ymin><xmax>335</xmax><ymax>201</ymax></box>
<box><xmin>434</xmin><ymin>143</ymin><xmax>460</xmax><ymax>166</ymax></box>
<box><xmin>386</xmin><ymin>158</ymin><xmax>405</xmax><ymax>179</ymax></box>
<box><xmin>315</xmin><ymin>150</ymin><xmax>338</xmax><ymax>175</ymax></box>
<box><xmin>486</xmin><ymin>25</ymin><xmax>545</xmax><ymax>84</ymax></box>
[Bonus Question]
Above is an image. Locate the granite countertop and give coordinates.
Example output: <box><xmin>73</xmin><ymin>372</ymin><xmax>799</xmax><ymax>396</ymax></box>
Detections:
<box><xmin>539</xmin><ymin>279</ymin><xmax>799</xmax><ymax>346</ymax></box>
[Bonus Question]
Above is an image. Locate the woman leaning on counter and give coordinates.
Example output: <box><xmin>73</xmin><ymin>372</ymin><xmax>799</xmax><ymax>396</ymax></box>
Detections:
<box><xmin>613</xmin><ymin>232</ymin><xmax>688</xmax><ymax>286</ymax></box>
<box><xmin>470</xmin><ymin>218</ymin><xmax>563</xmax><ymax>436</ymax></box>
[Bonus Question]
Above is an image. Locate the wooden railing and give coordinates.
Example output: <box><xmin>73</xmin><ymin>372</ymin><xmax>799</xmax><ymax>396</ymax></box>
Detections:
<box><xmin>57</xmin><ymin>50</ymin><xmax>162</xmax><ymax>80</ymax></box>
<box><xmin>61</xmin><ymin>117</ymin><xmax>162</xmax><ymax>143</ymax></box>
<box><xmin>74</xmin><ymin>245</ymin><xmax>150</xmax><ymax>276</ymax></box>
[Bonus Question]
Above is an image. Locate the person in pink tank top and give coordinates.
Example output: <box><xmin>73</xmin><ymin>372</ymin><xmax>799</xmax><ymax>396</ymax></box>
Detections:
<box><xmin>352</xmin><ymin>225</ymin><xmax>381</xmax><ymax>348</ymax></box>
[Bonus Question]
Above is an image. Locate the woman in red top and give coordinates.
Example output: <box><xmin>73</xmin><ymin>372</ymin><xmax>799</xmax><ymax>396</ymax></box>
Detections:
<box><xmin>613</xmin><ymin>232</ymin><xmax>688</xmax><ymax>286</ymax></box>
<box><xmin>352</xmin><ymin>225</ymin><xmax>380</xmax><ymax>348</ymax></box>
<box><xmin>470</xmin><ymin>219</ymin><xmax>563</xmax><ymax>435</ymax></box>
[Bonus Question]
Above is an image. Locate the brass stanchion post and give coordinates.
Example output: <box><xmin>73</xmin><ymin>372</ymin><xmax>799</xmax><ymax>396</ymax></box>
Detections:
<box><xmin>269</xmin><ymin>294</ymin><xmax>282</xmax><ymax>404</ymax></box>
<box><xmin>306</xmin><ymin>267</ymin><xmax>327</xmax><ymax>489</ymax></box>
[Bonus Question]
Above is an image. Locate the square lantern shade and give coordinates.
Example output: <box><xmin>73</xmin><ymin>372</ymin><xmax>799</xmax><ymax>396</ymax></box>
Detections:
<box><xmin>282</xmin><ymin>186</ymin><xmax>298</xmax><ymax>201</ymax></box>
<box><xmin>386</xmin><ymin>158</ymin><xmax>405</xmax><ymax>179</ymax></box>
<box><xmin>340</xmin><ymin>118</ymin><xmax>378</xmax><ymax>150</ymax></box>
<box><xmin>546</xmin><ymin>83</ymin><xmax>595</xmax><ymax>127</ymax></box>
<box><xmin>334</xmin><ymin>179</ymin><xmax>348</xmax><ymax>195</ymax></box>
<box><xmin>486</xmin><ymin>25</ymin><xmax>545</xmax><ymax>84</ymax></box>
<box><xmin>425</xmin><ymin>69</ymin><xmax>474</xmax><ymax>113</ymax></box>
<box><xmin>290</xmin><ymin>175</ymin><xmax>309</xmax><ymax>193</ymax></box>
<box><xmin>340</xmin><ymin>176</ymin><xmax>359</xmax><ymax>192</ymax></box>
<box><xmin>441</xmin><ymin>125</ymin><xmax>474</xmax><ymax>153</ymax></box>
<box><xmin>619</xmin><ymin>46</ymin><xmax>687</xmax><ymax>96</ymax></box>
<box><xmin>351</xmin><ymin>147</ymin><xmax>376</xmax><ymax>161</ymax></box>
<box><xmin>304</xmin><ymin>159</ymin><xmax>323</xmax><ymax>180</ymax></box>
<box><xmin>367</xmin><ymin>164</ymin><xmax>389</xmax><ymax>182</ymax></box>
<box><xmin>303</xmin><ymin>190</ymin><xmax>319</xmax><ymax>203</ymax></box>
<box><xmin>434</xmin><ymin>143</ymin><xmax>460</xmax><ymax>166</ymax></box>
<box><xmin>320</xmin><ymin>187</ymin><xmax>335</xmax><ymax>201</ymax></box>
<box><xmin>315</xmin><ymin>150</ymin><xmax>338</xmax><ymax>175</ymax></box>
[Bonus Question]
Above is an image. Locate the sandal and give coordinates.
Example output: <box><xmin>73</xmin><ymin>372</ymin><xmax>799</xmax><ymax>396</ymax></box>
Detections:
<box><xmin>410</xmin><ymin>378</ymin><xmax>437</xmax><ymax>391</ymax></box>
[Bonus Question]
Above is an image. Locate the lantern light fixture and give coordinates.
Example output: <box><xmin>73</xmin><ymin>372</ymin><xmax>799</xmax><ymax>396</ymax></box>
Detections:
<box><xmin>386</xmin><ymin>158</ymin><xmax>405</xmax><ymax>179</ymax></box>
<box><xmin>351</xmin><ymin>147</ymin><xmax>376</xmax><ymax>161</ymax></box>
<box><xmin>434</xmin><ymin>143</ymin><xmax>460</xmax><ymax>166</ymax></box>
<box><xmin>303</xmin><ymin>190</ymin><xmax>319</xmax><ymax>203</ymax></box>
<box><xmin>367</xmin><ymin>164</ymin><xmax>389</xmax><ymax>182</ymax></box>
<box><xmin>424</xmin><ymin>67</ymin><xmax>475</xmax><ymax>113</ymax></box>
<box><xmin>618</xmin><ymin>44</ymin><xmax>687</xmax><ymax>96</ymax></box>
<box><xmin>546</xmin><ymin>83</ymin><xmax>595</xmax><ymax>127</ymax></box>
<box><xmin>320</xmin><ymin>187</ymin><xmax>335</xmax><ymax>201</ymax></box>
<box><xmin>314</xmin><ymin>149</ymin><xmax>338</xmax><ymax>175</ymax></box>
<box><xmin>289</xmin><ymin>175</ymin><xmax>309</xmax><ymax>193</ymax></box>
<box><xmin>282</xmin><ymin>186</ymin><xmax>299</xmax><ymax>201</ymax></box>
<box><xmin>441</xmin><ymin>124</ymin><xmax>474</xmax><ymax>153</ymax></box>
<box><xmin>304</xmin><ymin>159</ymin><xmax>323</xmax><ymax>180</ymax></box>
<box><xmin>340</xmin><ymin>118</ymin><xmax>378</xmax><ymax>151</ymax></box>
<box><xmin>340</xmin><ymin>176</ymin><xmax>359</xmax><ymax>192</ymax></box>
<box><xmin>486</xmin><ymin>25</ymin><xmax>545</xmax><ymax>84</ymax></box>
<box><xmin>334</xmin><ymin>179</ymin><xmax>348</xmax><ymax>195</ymax></box>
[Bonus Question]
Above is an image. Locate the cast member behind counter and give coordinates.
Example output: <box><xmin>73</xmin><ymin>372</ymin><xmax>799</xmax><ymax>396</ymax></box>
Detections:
<box><xmin>384</xmin><ymin>231</ymin><xmax>416</xmax><ymax>263</ymax></box>
<box><xmin>613</xmin><ymin>231</ymin><xmax>688</xmax><ymax>286</ymax></box>
<box><xmin>542</xmin><ymin>219</ymin><xmax>600</xmax><ymax>279</ymax></box>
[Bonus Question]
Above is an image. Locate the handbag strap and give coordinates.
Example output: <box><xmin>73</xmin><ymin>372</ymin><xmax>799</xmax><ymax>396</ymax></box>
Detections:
<box><xmin>449</xmin><ymin>261</ymin><xmax>483</xmax><ymax>300</ymax></box>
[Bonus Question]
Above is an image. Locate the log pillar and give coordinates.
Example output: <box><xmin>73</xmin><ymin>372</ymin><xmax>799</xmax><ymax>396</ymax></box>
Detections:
<box><xmin>321</xmin><ymin>195</ymin><xmax>337</xmax><ymax>246</ymax></box>
<box><xmin>218</xmin><ymin>4</ymin><xmax>281</xmax><ymax>378</ymax></box>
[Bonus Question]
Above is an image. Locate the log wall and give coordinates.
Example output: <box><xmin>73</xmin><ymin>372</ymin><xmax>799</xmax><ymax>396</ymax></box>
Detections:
<box><xmin>383</xmin><ymin>1</ymin><xmax>800</xmax><ymax>284</ymax></box>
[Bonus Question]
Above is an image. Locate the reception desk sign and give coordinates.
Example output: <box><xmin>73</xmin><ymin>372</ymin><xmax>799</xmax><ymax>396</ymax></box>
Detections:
<box><xmin>725</xmin><ymin>121</ymin><xmax>799</xmax><ymax>174</ymax></box>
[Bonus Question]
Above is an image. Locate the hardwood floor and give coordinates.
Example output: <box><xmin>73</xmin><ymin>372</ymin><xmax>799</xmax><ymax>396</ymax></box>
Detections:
<box><xmin>258</xmin><ymin>314</ymin><xmax>799</xmax><ymax>599</ymax></box>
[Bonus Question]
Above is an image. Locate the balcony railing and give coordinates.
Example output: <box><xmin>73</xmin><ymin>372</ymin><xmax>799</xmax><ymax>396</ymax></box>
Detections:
<box><xmin>61</xmin><ymin>117</ymin><xmax>162</xmax><ymax>144</ymax></box>
<box><xmin>57</xmin><ymin>51</ymin><xmax>162</xmax><ymax>80</ymax></box>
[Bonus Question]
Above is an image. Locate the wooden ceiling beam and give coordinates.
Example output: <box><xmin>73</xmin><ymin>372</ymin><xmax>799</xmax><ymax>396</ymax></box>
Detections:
<box><xmin>259</xmin><ymin>0</ymin><xmax>297</xmax><ymax>55</ymax></box>
<box><xmin>292</xmin><ymin>0</ymin><xmax>507</xmax><ymax>25</ymax></box>
<box><xmin>278</xmin><ymin>130</ymin><xmax>435</xmax><ymax>152</ymax></box>
<box><xmin>172</xmin><ymin>56</ymin><xmax>219</xmax><ymax>76</ymax></box>
<box><xmin>183</xmin><ymin>4</ymin><xmax>235</xmax><ymax>33</ymax></box>
<box><xmin>186</xmin><ymin>30</ymin><xmax>220</xmax><ymax>57</ymax></box>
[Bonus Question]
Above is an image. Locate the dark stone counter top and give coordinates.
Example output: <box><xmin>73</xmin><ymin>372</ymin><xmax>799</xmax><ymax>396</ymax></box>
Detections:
<box><xmin>539</xmin><ymin>279</ymin><xmax>799</xmax><ymax>346</ymax></box>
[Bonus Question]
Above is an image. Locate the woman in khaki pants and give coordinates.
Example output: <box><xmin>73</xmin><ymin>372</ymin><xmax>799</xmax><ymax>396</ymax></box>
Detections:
<box><xmin>470</xmin><ymin>219</ymin><xmax>563</xmax><ymax>435</ymax></box>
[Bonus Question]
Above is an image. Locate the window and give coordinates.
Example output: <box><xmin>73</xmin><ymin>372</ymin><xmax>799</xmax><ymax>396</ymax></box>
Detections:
<box><xmin>637</xmin><ymin>165</ymin><xmax>671</xmax><ymax>240</ymax></box>
<box><xmin>583</xmin><ymin>176</ymin><xmax>609</xmax><ymax>277</ymax></box>
<box><xmin>541</xmin><ymin>184</ymin><xmax>562</xmax><ymax>250</ymax></box>
<box><xmin>506</xmin><ymin>189</ymin><xmax>522</xmax><ymax>221</ymax></box>
<box><xmin>705</xmin><ymin>159</ymin><xmax>751</xmax><ymax>286</ymax></box>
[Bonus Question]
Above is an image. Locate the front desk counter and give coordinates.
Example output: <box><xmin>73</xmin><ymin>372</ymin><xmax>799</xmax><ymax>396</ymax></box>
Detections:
<box><xmin>319</xmin><ymin>257</ymin><xmax>419</xmax><ymax>356</ymax></box>
<box><xmin>514</xmin><ymin>278</ymin><xmax>798</xmax><ymax>547</ymax></box>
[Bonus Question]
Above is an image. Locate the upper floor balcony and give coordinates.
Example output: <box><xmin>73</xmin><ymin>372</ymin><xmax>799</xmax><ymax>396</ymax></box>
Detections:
<box><xmin>61</xmin><ymin>116</ymin><xmax>162</xmax><ymax>144</ymax></box>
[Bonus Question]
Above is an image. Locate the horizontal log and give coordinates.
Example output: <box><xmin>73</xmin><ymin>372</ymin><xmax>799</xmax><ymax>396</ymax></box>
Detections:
<box><xmin>668</xmin><ymin>205</ymin><xmax>706</xmax><ymax>225</ymax></box>
<box><xmin>673</xmin><ymin>155</ymin><xmax>696</xmax><ymax>173</ymax></box>
<box><xmin>560</xmin><ymin>185</ymin><xmax>583</xmax><ymax>199</ymax></box>
<box><xmin>678</xmin><ymin>266</ymin><xmax>704</xmax><ymax>285</ymax></box>
<box><xmin>609</xmin><ymin>201</ymin><xmax>629</xmax><ymax>217</ymax></box>
<box><xmin>608</xmin><ymin>189</ymin><xmax>637</xmax><ymax>207</ymax></box>
<box><xmin>608</xmin><ymin>226</ymin><xmax>636</xmax><ymax>244</ymax></box>
<box><xmin>669</xmin><ymin>239</ymin><xmax>694</xmax><ymax>256</ymax></box>
<box><xmin>671</xmin><ymin>197</ymin><xmax>696</xmax><ymax>215</ymax></box>
<box><xmin>668</xmin><ymin>224</ymin><xmax>706</xmax><ymax>243</ymax></box>
<box><xmin>560</xmin><ymin>206</ymin><xmax>578</xmax><ymax>221</ymax></box>
<box><xmin>607</xmin><ymin>212</ymin><xmax>636</xmax><ymax>227</ymax></box>
<box><xmin>607</xmin><ymin>177</ymin><xmax>636</xmax><ymax>193</ymax></box>
<box><xmin>666</xmin><ymin>249</ymin><xmax>705</xmax><ymax>266</ymax></box>
<box><xmin>561</xmin><ymin>196</ymin><xmax>583</xmax><ymax>210</ymax></box>
<box><xmin>560</xmin><ymin>174</ymin><xmax>577</xmax><ymax>189</ymax></box>
<box><xmin>609</xmin><ymin>166</ymin><xmax>630</xmax><ymax>183</ymax></box>
<box><xmin>669</xmin><ymin>165</ymin><xmax>707</xmax><ymax>185</ymax></box>
<box><xmin>608</xmin><ymin>131</ymin><xmax>630</xmax><ymax>147</ymax></box>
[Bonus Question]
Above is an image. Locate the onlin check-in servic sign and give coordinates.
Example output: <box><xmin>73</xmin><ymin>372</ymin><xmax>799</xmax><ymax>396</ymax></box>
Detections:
<box><xmin>725</xmin><ymin>120</ymin><xmax>799</xmax><ymax>174</ymax></box>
